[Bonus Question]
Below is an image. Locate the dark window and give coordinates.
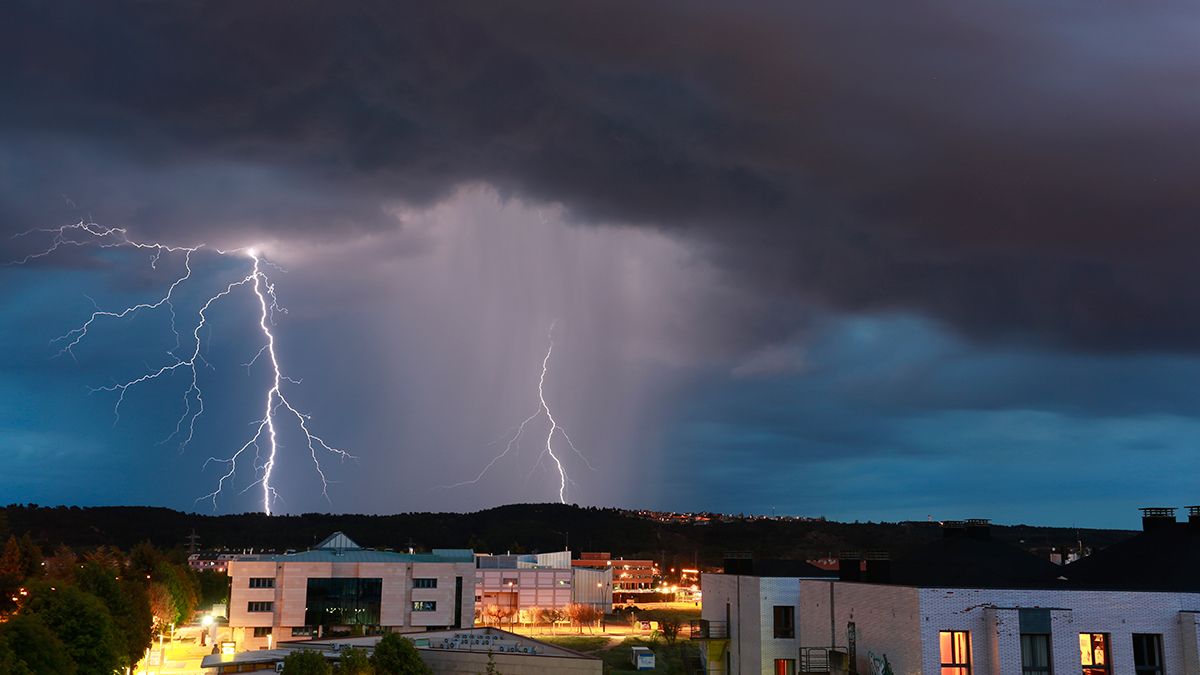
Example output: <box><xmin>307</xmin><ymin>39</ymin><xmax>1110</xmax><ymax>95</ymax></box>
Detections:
<box><xmin>1080</xmin><ymin>633</ymin><xmax>1111</xmax><ymax>675</ymax></box>
<box><xmin>940</xmin><ymin>630</ymin><xmax>972</xmax><ymax>675</ymax></box>
<box><xmin>413</xmin><ymin>578</ymin><xmax>438</xmax><ymax>589</ymax></box>
<box><xmin>291</xmin><ymin>626</ymin><xmax>313</xmax><ymax>637</ymax></box>
<box><xmin>248</xmin><ymin>577</ymin><xmax>275</xmax><ymax>589</ymax></box>
<box><xmin>1133</xmin><ymin>634</ymin><xmax>1164</xmax><ymax>675</ymax></box>
<box><xmin>304</xmin><ymin>578</ymin><xmax>382</xmax><ymax>627</ymax></box>
<box><xmin>412</xmin><ymin>600</ymin><xmax>437</xmax><ymax>612</ymax></box>
<box><xmin>247</xmin><ymin>601</ymin><xmax>273</xmax><ymax>612</ymax></box>
<box><xmin>253</xmin><ymin>626</ymin><xmax>272</xmax><ymax>637</ymax></box>
<box><xmin>1021</xmin><ymin>634</ymin><xmax>1052</xmax><ymax>675</ymax></box>
<box><xmin>772</xmin><ymin>605</ymin><xmax>795</xmax><ymax>639</ymax></box>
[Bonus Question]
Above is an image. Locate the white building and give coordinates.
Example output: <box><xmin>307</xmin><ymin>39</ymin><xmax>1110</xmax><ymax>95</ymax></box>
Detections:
<box><xmin>475</xmin><ymin>550</ymin><xmax>614</xmax><ymax>619</ymax></box>
<box><xmin>226</xmin><ymin>532</ymin><xmax>476</xmax><ymax>651</ymax></box>
<box><xmin>697</xmin><ymin>510</ymin><xmax>1200</xmax><ymax>675</ymax></box>
<box><xmin>696</xmin><ymin>559</ymin><xmax>837</xmax><ymax>675</ymax></box>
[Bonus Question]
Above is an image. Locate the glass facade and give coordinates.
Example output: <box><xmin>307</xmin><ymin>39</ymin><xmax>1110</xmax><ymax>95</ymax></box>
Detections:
<box><xmin>304</xmin><ymin>577</ymin><xmax>383</xmax><ymax>627</ymax></box>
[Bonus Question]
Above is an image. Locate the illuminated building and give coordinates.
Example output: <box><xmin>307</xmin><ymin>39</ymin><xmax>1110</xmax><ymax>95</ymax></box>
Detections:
<box><xmin>475</xmin><ymin>551</ymin><xmax>613</xmax><ymax>619</ymax></box>
<box><xmin>572</xmin><ymin>552</ymin><xmax>656</xmax><ymax>601</ymax></box>
<box><xmin>696</xmin><ymin>512</ymin><xmax>1200</xmax><ymax>675</ymax></box>
<box><xmin>226</xmin><ymin>532</ymin><xmax>476</xmax><ymax>651</ymax></box>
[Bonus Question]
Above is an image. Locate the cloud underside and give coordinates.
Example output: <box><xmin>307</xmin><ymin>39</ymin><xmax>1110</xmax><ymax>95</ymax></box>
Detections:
<box><xmin>4</xmin><ymin>0</ymin><xmax>1200</xmax><ymax>354</ymax></box>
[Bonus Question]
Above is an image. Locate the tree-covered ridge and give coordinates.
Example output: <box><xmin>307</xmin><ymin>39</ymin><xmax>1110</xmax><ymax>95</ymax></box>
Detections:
<box><xmin>1</xmin><ymin>503</ymin><xmax>1134</xmax><ymax>567</ymax></box>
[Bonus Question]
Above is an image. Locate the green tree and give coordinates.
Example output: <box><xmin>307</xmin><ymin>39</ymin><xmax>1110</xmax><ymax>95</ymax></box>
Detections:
<box><xmin>197</xmin><ymin>569</ymin><xmax>231</xmax><ymax>607</ymax></box>
<box><xmin>77</xmin><ymin>560</ymin><xmax>153</xmax><ymax>670</ymax></box>
<box><xmin>16</xmin><ymin>533</ymin><xmax>42</xmax><ymax>579</ymax></box>
<box><xmin>371</xmin><ymin>633</ymin><xmax>431</xmax><ymax>675</ymax></box>
<box><xmin>336</xmin><ymin>646</ymin><xmax>373</xmax><ymax>674</ymax></box>
<box><xmin>0</xmin><ymin>613</ymin><xmax>77</xmax><ymax>674</ymax></box>
<box><xmin>0</xmin><ymin>536</ymin><xmax>22</xmax><ymax>614</ymax></box>
<box><xmin>282</xmin><ymin>649</ymin><xmax>333</xmax><ymax>674</ymax></box>
<box><xmin>23</xmin><ymin>583</ymin><xmax>122</xmax><ymax>675</ymax></box>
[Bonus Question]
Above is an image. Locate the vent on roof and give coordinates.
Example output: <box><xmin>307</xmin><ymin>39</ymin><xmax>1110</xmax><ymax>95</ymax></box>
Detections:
<box><xmin>1187</xmin><ymin>506</ymin><xmax>1200</xmax><ymax>530</ymax></box>
<box><xmin>1139</xmin><ymin>507</ymin><xmax>1177</xmax><ymax>532</ymax></box>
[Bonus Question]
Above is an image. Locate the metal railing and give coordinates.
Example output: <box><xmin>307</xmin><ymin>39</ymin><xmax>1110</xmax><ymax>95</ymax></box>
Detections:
<box><xmin>687</xmin><ymin>620</ymin><xmax>728</xmax><ymax>639</ymax></box>
<box><xmin>800</xmin><ymin>647</ymin><xmax>849</xmax><ymax>674</ymax></box>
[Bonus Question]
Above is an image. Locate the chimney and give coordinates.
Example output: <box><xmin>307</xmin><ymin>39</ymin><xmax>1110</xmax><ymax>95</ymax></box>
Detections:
<box><xmin>1139</xmin><ymin>507</ymin><xmax>1177</xmax><ymax>532</ymax></box>
<box><xmin>838</xmin><ymin>552</ymin><xmax>862</xmax><ymax>582</ymax></box>
<box><xmin>1187</xmin><ymin>506</ymin><xmax>1200</xmax><ymax>530</ymax></box>
<box><xmin>863</xmin><ymin>551</ymin><xmax>891</xmax><ymax>583</ymax></box>
<box><xmin>964</xmin><ymin>519</ymin><xmax>992</xmax><ymax>540</ymax></box>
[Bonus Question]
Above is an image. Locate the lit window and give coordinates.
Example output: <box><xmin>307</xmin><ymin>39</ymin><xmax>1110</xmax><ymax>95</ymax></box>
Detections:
<box><xmin>1132</xmin><ymin>634</ymin><xmax>1163</xmax><ymax>675</ymax></box>
<box><xmin>1080</xmin><ymin>633</ymin><xmax>1111</xmax><ymax>675</ymax></box>
<box><xmin>774</xmin><ymin>658</ymin><xmax>797</xmax><ymax>675</ymax></box>
<box><xmin>412</xmin><ymin>601</ymin><xmax>436</xmax><ymax>612</ymax></box>
<box><xmin>1021</xmin><ymin>634</ymin><xmax>1051</xmax><ymax>675</ymax></box>
<box><xmin>940</xmin><ymin>630</ymin><xmax>971</xmax><ymax>675</ymax></box>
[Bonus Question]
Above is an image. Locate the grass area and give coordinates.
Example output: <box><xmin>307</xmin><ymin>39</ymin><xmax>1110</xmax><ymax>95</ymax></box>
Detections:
<box><xmin>536</xmin><ymin>635</ymin><xmax>611</xmax><ymax>653</ymax></box>
<box><xmin>540</xmin><ymin>634</ymin><xmax>699</xmax><ymax>674</ymax></box>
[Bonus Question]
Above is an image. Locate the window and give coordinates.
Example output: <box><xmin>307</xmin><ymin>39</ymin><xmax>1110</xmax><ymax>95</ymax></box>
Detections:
<box><xmin>773</xmin><ymin>605</ymin><xmax>795</xmax><ymax>639</ymax></box>
<box><xmin>247</xmin><ymin>601</ymin><xmax>273</xmax><ymax>612</ymax></box>
<box><xmin>1080</xmin><ymin>633</ymin><xmax>1111</xmax><ymax>675</ymax></box>
<box><xmin>248</xmin><ymin>577</ymin><xmax>275</xmax><ymax>589</ymax></box>
<box><xmin>253</xmin><ymin>626</ymin><xmax>272</xmax><ymax>637</ymax></box>
<box><xmin>304</xmin><ymin>578</ymin><xmax>383</xmax><ymax>628</ymax></box>
<box><xmin>940</xmin><ymin>630</ymin><xmax>972</xmax><ymax>675</ymax></box>
<box><xmin>1021</xmin><ymin>634</ymin><xmax>1052</xmax><ymax>675</ymax></box>
<box><xmin>774</xmin><ymin>659</ymin><xmax>797</xmax><ymax>675</ymax></box>
<box><xmin>1133</xmin><ymin>634</ymin><xmax>1164</xmax><ymax>675</ymax></box>
<box><xmin>412</xmin><ymin>600</ymin><xmax>437</xmax><ymax>612</ymax></box>
<box><xmin>413</xmin><ymin>578</ymin><xmax>438</xmax><ymax>589</ymax></box>
<box><xmin>557</xmin><ymin>579</ymin><xmax>570</xmax><ymax>587</ymax></box>
<box><xmin>291</xmin><ymin>626</ymin><xmax>313</xmax><ymax>637</ymax></box>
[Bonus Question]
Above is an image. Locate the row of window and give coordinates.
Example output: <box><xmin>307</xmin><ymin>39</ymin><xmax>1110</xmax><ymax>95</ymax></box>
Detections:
<box><xmin>251</xmin><ymin>599</ymin><xmax>439</xmax><ymax>614</ymax></box>
<box><xmin>939</xmin><ymin>630</ymin><xmax>1165</xmax><ymax>675</ymax></box>
<box><xmin>250</xmin><ymin>577</ymin><xmax>441</xmax><ymax>589</ymax></box>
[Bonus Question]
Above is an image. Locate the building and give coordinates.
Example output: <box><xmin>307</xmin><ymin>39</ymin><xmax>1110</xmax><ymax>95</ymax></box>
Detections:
<box><xmin>572</xmin><ymin>552</ymin><xmax>657</xmax><ymax>600</ymax></box>
<box><xmin>475</xmin><ymin>550</ymin><xmax>613</xmax><ymax>619</ymax></box>
<box><xmin>188</xmin><ymin>551</ymin><xmax>243</xmax><ymax>574</ymax></box>
<box><xmin>696</xmin><ymin>511</ymin><xmax>1200</xmax><ymax>675</ymax></box>
<box><xmin>694</xmin><ymin>558</ymin><xmax>837</xmax><ymax>675</ymax></box>
<box><xmin>201</xmin><ymin>627</ymin><xmax>602</xmax><ymax>674</ymax></box>
<box><xmin>226</xmin><ymin>532</ymin><xmax>476</xmax><ymax>651</ymax></box>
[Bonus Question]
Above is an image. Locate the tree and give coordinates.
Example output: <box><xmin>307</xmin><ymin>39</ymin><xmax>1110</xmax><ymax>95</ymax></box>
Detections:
<box><xmin>371</xmin><ymin>633</ymin><xmax>431</xmax><ymax>675</ymax></box>
<box><xmin>566</xmin><ymin>603</ymin><xmax>601</xmax><ymax>634</ymax></box>
<box><xmin>658</xmin><ymin>617</ymin><xmax>681</xmax><ymax>647</ymax></box>
<box><xmin>282</xmin><ymin>649</ymin><xmax>333</xmax><ymax>674</ymax></box>
<box><xmin>77</xmin><ymin>560</ymin><xmax>153</xmax><ymax>670</ymax></box>
<box><xmin>336</xmin><ymin>646</ymin><xmax>373</xmax><ymax>674</ymax></box>
<box><xmin>23</xmin><ymin>584</ymin><xmax>121</xmax><ymax>675</ymax></box>
<box><xmin>536</xmin><ymin>607</ymin><xmax>564</xmax><ymax>634</ymax></box>
<box><xmin>0</xmin><ymin>613</ymin><xmax>77</xmax><ymax>675</ymax></box>
<box><xmin>42</xmin><ymin>544</ymin><xmax>77</xmax><ymax>581</ymax></box>
<box><xmin>149</xmin><ymin>582</ymin><xmax>177</xmax><ymax>634</ymax></box>
<box><xmin>0</xmin><ymin>536</ymin><xmax>22</xmax><ymax>614</ymax></box>
<box><xmin>16</xmin><ymin>533</ymin><xmax>42</xmax><ymax>579</ymax></box>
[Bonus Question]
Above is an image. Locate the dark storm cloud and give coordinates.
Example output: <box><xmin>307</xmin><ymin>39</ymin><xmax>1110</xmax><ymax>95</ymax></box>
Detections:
<box><xmin>4</xmin><ymin>0</ymin><xmax>1200</xmax><ymax>350</ymax></box>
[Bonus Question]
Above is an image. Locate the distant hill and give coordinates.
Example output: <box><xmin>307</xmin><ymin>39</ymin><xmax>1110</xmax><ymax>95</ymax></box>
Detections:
<box><xmin>0</xmin><ymin>503</ymin><xmax>1135</xmax><ymax>568</ymax></box>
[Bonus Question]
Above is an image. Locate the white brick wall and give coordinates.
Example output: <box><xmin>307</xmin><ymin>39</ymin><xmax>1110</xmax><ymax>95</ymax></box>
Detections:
<box><xmin>799</xmin><ymin>581</ymin><xmax>923</xmax><ymax>675</ymax></box>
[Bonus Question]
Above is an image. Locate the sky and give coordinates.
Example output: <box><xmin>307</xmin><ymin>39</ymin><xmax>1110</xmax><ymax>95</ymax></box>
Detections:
<box><xmin>2</xmin><ymin>1</ymin><xmax>1200</xmax><ymax>528</ymax></box>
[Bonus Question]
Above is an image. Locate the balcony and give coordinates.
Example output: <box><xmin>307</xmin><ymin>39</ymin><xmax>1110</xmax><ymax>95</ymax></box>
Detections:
<box><xmin>800</xmin><ymin>647</ymin><xmax>850</xmax><ymax>674</ymax></box>
<box><xmin>687</xmin><ymin>619</ymin><xmax>728</xmax><ymax>640</ymax></box>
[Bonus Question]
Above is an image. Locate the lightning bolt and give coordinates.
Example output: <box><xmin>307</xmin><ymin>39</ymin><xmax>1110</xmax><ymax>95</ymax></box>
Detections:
<box><xmin>437</xmin><ymin>322</ymin><xmax>593</xmax><ymax>503</ymax></box>
<box><xmin>8</xmin><ymin>222</ymin><xmax>353</xmax><ymax>514</ymax></box>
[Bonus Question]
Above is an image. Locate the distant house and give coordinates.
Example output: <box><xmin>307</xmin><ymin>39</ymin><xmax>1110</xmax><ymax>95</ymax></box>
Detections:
<box><xmin>697</xmin><ymin>511</ymin><xmax>1200</xmax><ymax>675</ymax></box>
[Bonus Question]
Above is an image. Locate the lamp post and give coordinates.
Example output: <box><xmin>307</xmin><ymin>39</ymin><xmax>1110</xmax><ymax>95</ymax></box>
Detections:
<box><xmin>201</xmin><ymin>614</ymin><xmax>214</xmax><ymax>647</ymax></box>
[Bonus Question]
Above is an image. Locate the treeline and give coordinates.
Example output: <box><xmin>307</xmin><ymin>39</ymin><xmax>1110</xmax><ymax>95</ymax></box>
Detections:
<box><xmin>1</xmin><ymin>503</ymin><xmax>1135</xmax><ymax>569</ymax></box>
<box><xmin>0</xmin><ymin>535</ymin><xmax>227</xmax><ymax>674</ymax></box>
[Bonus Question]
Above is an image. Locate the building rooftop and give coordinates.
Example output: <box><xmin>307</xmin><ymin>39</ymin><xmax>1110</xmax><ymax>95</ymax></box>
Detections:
<box><xmin>721</xmin><ymin>557</ymin><xmax>837</xmax><ymax>578</ymax></box>
<box><xmin>1059</xmin><ymin>511</ymin><xmax>1200</xmax><ymax>592</ymax></box>
<box><xmin>235</xmin><ymin>531</ymin><xmax>474</xmax><ymax>564</ymax></box>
